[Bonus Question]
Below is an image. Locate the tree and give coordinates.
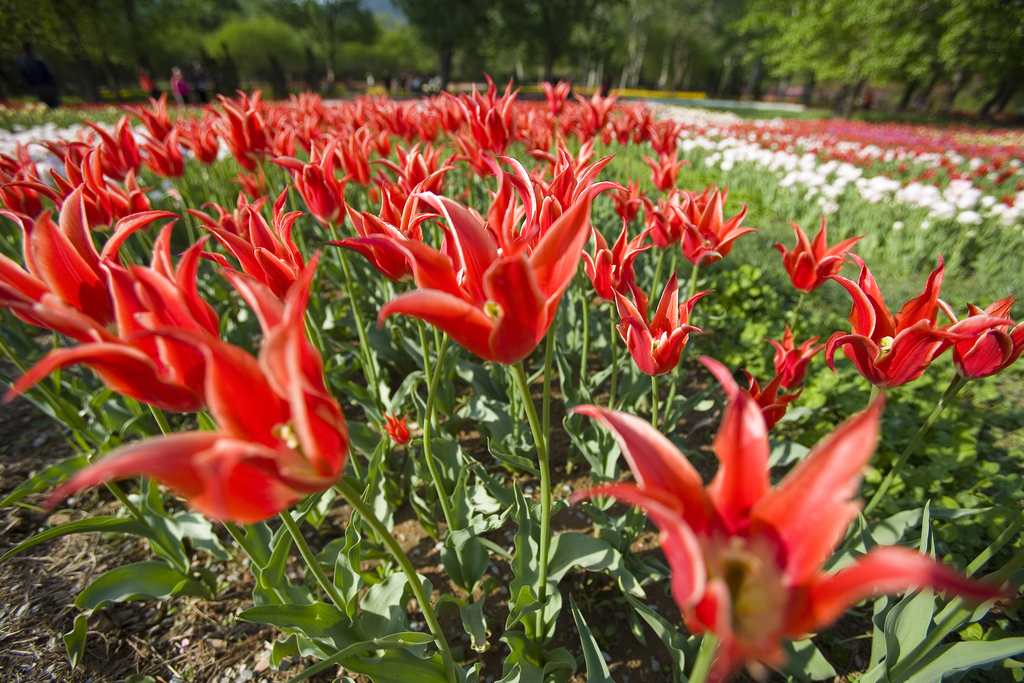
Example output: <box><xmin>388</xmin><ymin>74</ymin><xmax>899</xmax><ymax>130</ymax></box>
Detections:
<box><xmin>395</xmin><ymin>0</ymin><xmax>491</xmax><ymax>89</ymax></box>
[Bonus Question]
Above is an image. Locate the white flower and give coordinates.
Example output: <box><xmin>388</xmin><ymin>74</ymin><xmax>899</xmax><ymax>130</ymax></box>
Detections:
<box><xmin>921</xmin><ymin>220</ymin><xmax>931</xmax><ymax>230</ymax></box>
<box><xmin>956</xmin><ymin>210</ymin><xmax>983</xmax><ymax>226</ymax></box>
<box><xmin>893</xmin><ymin>221</ymin><xmax>904</xmax><ymax>230</ymax></box>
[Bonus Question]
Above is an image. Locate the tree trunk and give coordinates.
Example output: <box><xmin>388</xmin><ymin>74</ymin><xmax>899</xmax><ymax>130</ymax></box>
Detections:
<box><xmin>305</xmin><ymin>47</ymin><xmax>318</xmax><ymax>91</ymax></box>
<box><xmin>51</xmin><ymin>0</ymin><xmax>99</xmax><ymax>102</ymax></box>
<box><xmin>715</xmin><ymin>56</ymin><xmax>733</xmax><ymax>97</ymax></box>
<box><xmin>670</xmin><ymin>38</ymin><xmax>689</xmax><ymax>91</ymax></box>
<box><xmin>743</xmin><ymin>56</ymin><xmax>762</xmax><ymax>100</ymax></box>
<box><xmin>979</xmin><ymin>79</ymin><xmax>1017</xmax><ymax>119</ymax></box>
<box><xmin>545</xmin><ymin>43</ymin><xmax>557</xmax><ymax>83</ymax></box>
<box><xmin>833</xmin><ymin>78</ymin><xmax>866</xmax><ymax>118</ymax></box>
<box><xmin>994</xmin><ymin>80</ymin><xmax>1019</xmax><ymax>114</ymax></box>
<box><xmin>939</xmin><ymin>66</ymin><xmax>968</xmax><ymax>117</ymax></box>
<box><xmin>913</xmin><ymin>64</ymin><xmax>943</xmax><ymax>111</ymax></box>
<box><xmin>657</xmin><ymin>42</ymin><xmax>670</xmax><ymax>90</ymax></box>
<box><xmin>439</xmin><ymin>43</ymin><xmax>453</xmax><ymax>91</ymax></box>
<box><xmin>897</xmin><ymin>80</ymin><xmax>917</xmax><ymax>111</ymax></box>
<box><xmin>801</xmin><ymin>70</ymin><xmax>814</xmax><ymax>106</ymax></box>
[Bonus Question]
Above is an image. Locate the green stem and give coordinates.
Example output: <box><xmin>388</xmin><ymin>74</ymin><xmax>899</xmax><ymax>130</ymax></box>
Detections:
<box><xmin>863</xmin><ymin>375</ymin><xmax>967</xmax><ymax>517</ymax></box>
<box><xmin>330</xmin><ymin>227</ymin><xmax>380</xmax><ymax>404</ymax></box>
<box><xmin>651</xmin><ymin>374</ymin><xmax>659</xmax><ymax>429</ymax></box>
<box><xmin>650</xmin><ymin>248</ymin><xmax>666</xmax><ymax>304</ymax></box>
<box><xmin>511</xmin><ymin>363</ymin><xmax>552</xmax><ymax>641</ymax></box>
<box><xmin>279</xmin><ymin>510</ymin><xmax>346</xmax><ymax>607</ymax></box>
<box><xmin>421</xmin><ymin>334</ymin><xmax>456</xmax><ymax>534</ymax></box>
<box><xmin>579</xmin><ymin>288</ymin><xmax>590</xmax><ymax>395</ymax></box>
<box><xmin>662</xmin><ymin>366</ymin><xmax>679</xmax><ymax>428</ymax></box>
<box><xmin>689</xmin><ymin>632</ymin><xmax>719</xmax><ymax>683</ymax></box>
<box><xmin>686</xmin><ymin>260</ymin><xmax>700</xmax><ymax>302</ymax></box>
<box><xmin>542</xmin><ymin>324</ymin><xmax>556</xmax><ymax>455</ymax></box>
<box><xmin>335</xmin><ymin>477</ymin><xmax>457</xmax><ymax>683</ymax></box>
<box><xmin>966</xmin><ymin>507</ymin><xmax>1024</xmax><ymax>577</ymax></box>
<box><xmin>608</xmin><ymin>305</ymin><xmax>619</xmax><ymax>409</ymax></box>
<box><xmin>174</xmin><ymin>179</ymin><xmax>199</xmax><ymax>244</ymax></box>
<box><xmin>149</xmin><ymin>405</ymin><xmax>171</xmax><ymax>435</ymax></box>
<box><xmin>223</xmin><ymin>521</ymin><xmax>257</xmax><ymax>558</ymax></box>
<box><xmin>788</xmin><ymin>290</ymin><xmax>807</xmax><ymax>329</ymax></box>
<box><xmin>417</xmin><ymin>321</ymin><xmax>433</xmax><ymax>388</ymax></box>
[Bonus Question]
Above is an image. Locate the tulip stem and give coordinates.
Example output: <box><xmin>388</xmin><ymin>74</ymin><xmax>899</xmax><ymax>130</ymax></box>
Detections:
<box><xmin>335</xmin><ymin>477</ymin><xmax>458</xmax><ymax>683</ymax></box>
<box><xmin>421</xmin><ymin>334</ymin><xmax>456</xmax><ymax>534</ymax></box>
<box><xmin>689</xmin><ymin>631</ymin><xmax>719</xmax><ymax>683</ymax></box>
<box><xmin>579</xmin><ymin>287</ymin><xmax>590</xmax><ymax>395</ymax></box>
<box><xmin>686</xmin><ymin>261</ymin><xmax>700</xmax><ymax>302</ymax></box>
<box><xmin>542</xmin><ymin>324</ymin><xmax>556</xmax><ymax>455</ymax></box>
<box><xmin>608</xmin><ymin>305</ymin><xmax>619</xmax><ymax>409</ymax></box>
<box><xmin>863</xmin><ymin>375</ymin><xmax>967</xmax><ymax>517</ymax></box>
<box><xmin>149</xmin><ymin>406</ymin><xmax>171</xmax><ymax>435</ymax></box>
<box><xmin>330</xmin><ymin>226</ymin><xmax>380</xmax><ymax>404</ymax></box>
<box><xmin>511</xmin><ymin>362</ymin><xmax>552</xmax><ymax>642</ymax></box>
<box><xmin>279</xmin><ymin>510</ymin><xmax>347</xmax><ymax>607</ymax></box>
<box><xmin>788</xmin><ymin>291</ymin><xmax>807</xmax><ymax>329</ymax></box>
<box><xmin>650</xmin><ymin>249</ymin><xmax>666</xmax><ymax>304</ymax></box>
<box><xmin>651</xmin><ymin>375</ymin><xmax>659</xmax><ymax>429</ymax></box>
<box><xmin>967</xmin><ymin>507</ymin><xmax>1024</xmax><ymax>577</ymax></box>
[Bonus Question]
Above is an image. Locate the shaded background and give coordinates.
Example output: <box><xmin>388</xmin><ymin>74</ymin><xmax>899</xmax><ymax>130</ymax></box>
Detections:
<box><xmin>1</xmin><ymin>0</ymin><xmax>1023</xmax><ymax>119</ymax></box>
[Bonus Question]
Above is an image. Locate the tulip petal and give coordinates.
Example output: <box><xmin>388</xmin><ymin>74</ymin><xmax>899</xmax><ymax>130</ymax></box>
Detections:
<box><xmin>484</xmin><ymin>254</ymin><xmax>548</xmax><ymax>365</ymax></box>
<box><xmin>573</xmin><ymin>405</ymin><xmax>711</xmax><ymax>530</ymax></box>
<box><xmin>380</xmin><ymin>290</ymin><xmax>496</xmax><ymax>362</ymax></box>
<box><xmin>577</xmin><ymin>482</ymin><xmax>707</xmax><ymax>609</ymax></box>
<box><xmin>894</xmin><ymin>256</ymin><xmax>944</xmax><ymax>329</ymax></box>
<box><xmin>530</xmin><ymin>194</ymin><xmax>597</xmax><ymax>304</ymax></box>
<box><xmin>751</xmin><ymin>396</ymin><xmax>884</xmax><ymax>585</ymax></box>
<box><xmin>795</xmin><ymin>546</ymin><xmax>1006</xmax><ymax>635</ymax></box>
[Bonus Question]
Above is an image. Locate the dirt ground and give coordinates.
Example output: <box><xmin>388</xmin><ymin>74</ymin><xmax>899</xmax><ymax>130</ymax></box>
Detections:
<box><xmin>0</xmin><ymin>369</ymin><xmax>869</xmax><ymax>683</ymax></box>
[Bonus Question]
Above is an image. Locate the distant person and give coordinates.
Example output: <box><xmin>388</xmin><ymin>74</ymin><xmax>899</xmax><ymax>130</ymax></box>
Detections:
<box><xmin>411</xmin><ymin>75</ymin><xmax>423</xmax><ymax>96</ymax></box>
<box><xmin>17</xmin><ymin>42</ymin><xmax>59</xmax><ymax>108</ymax></box>
<box><xmin>170</xmin><ymin>67</ymin><xmax>190</xmax><ymax>105</ymax></box>
<box><xmin>600</xmin><ymin>76</ymin><xmax>611</xmax><ymax>98</ymax></box>
<box><xmin>136</xmin><ymin>65</ymin><xmax>161</xmax><ymax>99</ymax></box>
<box><xmin>190</xmin><ymin>61</ymin><xmax>208</xmax><ymax>104</ymax></box>
<box><xmin>366</xmin><ymin>72</ymin><xmax>375</xmax><ymax>87</ymax></box>
<box><xmin>382</xmin><ymin>71</ymin><xmax>392</xmax><ymax>93</ymax></box>
<box><xmin>320</xmin><ymin>75</ymin><xmax>332</xmax><ymax>95</ymax></box>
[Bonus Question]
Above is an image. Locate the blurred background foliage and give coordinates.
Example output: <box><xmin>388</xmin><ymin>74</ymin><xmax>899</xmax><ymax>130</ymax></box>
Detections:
<box><xmin>0</xmin><ymin>0</ymin><xmax>1022</xmax><ymax>118</ymax></box>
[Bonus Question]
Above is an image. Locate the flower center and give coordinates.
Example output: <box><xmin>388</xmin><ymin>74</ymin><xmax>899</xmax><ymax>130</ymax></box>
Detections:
<box><xmin>273</xmin><ymin>422</ymin><xmax>301</xmax><ymax>450</ymax></box>
<box><xmin>708</xmin><ymin>536</ymin><xmax>787</xmax><ymax>645</ymax></box>
<box><xmin>485</xmin><ymin>300</ymin><xmax>503</xmax><ymax>320</ymax></box>
<box><xmin>880</xmin><ymin>335</ymin><xmax>894</xmax><ymax>353</ymax></box>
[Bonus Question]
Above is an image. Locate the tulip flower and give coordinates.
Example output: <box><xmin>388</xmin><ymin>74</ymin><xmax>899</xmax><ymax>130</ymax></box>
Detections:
<box><xmin>194</xmin><ymin>190</ymin><xmax>304</xmax><ymax>299</ymax></box>
<box><xmin>384</xmin><ymin>413</ymin><xmax>411</xmax><ymax>445</ymax></box>
<box><xmin>125</xmin><ymin>94</ymin><xmax>174</xmax><ymax>142</ymax></box>
<box><xmin>84</xmin><ymin>117</ymin><xmax>142</xmax><ymax>182</ymax></box>
<box><xmin>541</xmin><ymin>80</ymin><xmax>572</xmax><ymax>116</ymax></box>
<box><xmin>610</xmin><ymin>180</ymin><xmax>651</xmax><ymax>223</ymax></box>
<box><xmin>217</xmin><ymin>91</ymin><xmax>269</xmax><ymax>171</ymax></box>
<box><xmin>825</xmin><ymin>255</ymin><xmax>990</xmax><ymax>388</ymax></box>
<box><xmin>614</xmin><ymin>275</ymin><xmax>708</xmax><ymax>377</ymax></box>
<box><xmin>338</xmin><ymin>126</ymin><xmax>375</xmax><ymax>187</ymax></box>
<box><xmin>378</xmin><ymin>184</ymin><xmax>605</xmax><ymax>365</ymax></box>
<box><xmin>330</xmin><ymin>197</ymin><xmax>434</xmax><ymax>283</ymax></box>
<box><xmin>679</xmin><ymin>188</ymin><xmax>755</xmax><ymax>267</ymax></box>
<box><xmin>774</xmin><ymin>217</ymin><xmax>864</xmax><ymax>293</ymax></box>
<box><xmin>42</xmin><ymin>148</ymin><xmax>153</xmax><ymax>229</ymax></box>
<box><xmin>573</xmin><ymin>359</ymin><xmax>1004</xmax><ymax>681</ymax></box>
<box><xmin>6</xmin><ymin>222</ymin><xmax>217</xmax><ymax>413</ymax></box>
<box><xmin>767</xmin><ymin>325</ymin><xmax>825</xmax><ymax>390</ymax></box>
<box><xmin>643</xmin><ymin>152</ymin><xmax>689</xmax><ymax>192</ymax></box>
<box><xmin>178</xmin><ymin>115</ymin><xmax>222</xmax><ymax>165</ymax></box>
<box><xmin>944</xmin><ymin>297</ymin><xmax>1024</xmax><ymax>380</ymax></box>
<box><xmin>275</xmin><ymin>140</ymin><xmax>349</xmax><ymax>227</ymax></box>
<box><xmin>707</xmin><ymin>357</ymin><xmax>802</xmax><ymax>431</ymax></box>
<box><xmin>47</xmin><ymin>254</ymin><xmax>349</xmax><ymax>523</ymax></box>
<box><xmin>582</xmin><ymin>220</ymin><xmax>651</xmax><ymax>302</ymax></box>
<box><xmin>142</xmin><ymin>129</ymin><xmax>186</xmax><ymax>179</ymax></box>
<box><xmin>646</xmin><ymin>191</ymin><xmax>686</xmax><ymax>249</ymax></box>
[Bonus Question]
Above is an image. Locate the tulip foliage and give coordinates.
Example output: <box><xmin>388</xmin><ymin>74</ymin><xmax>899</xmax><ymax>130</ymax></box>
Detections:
<box><xmin>1</xmin><ymin>86</ymin><xmax>1023</xmax><ymax>683</ymax></box>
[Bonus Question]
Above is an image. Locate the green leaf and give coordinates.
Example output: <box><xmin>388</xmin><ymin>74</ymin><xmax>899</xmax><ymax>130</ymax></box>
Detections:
<box><xmin>441</xmin><ymin>528</ymin><xmax>490</xmax><ymax>596</ymax></box>
<box><xmin>777</xmin><ymin>639</ymin><xmax>837</xmax><ymax>681</ymax></box>
<box><xmin>486</xmin><ymin>438</ymin><xmax>540</xmax><ymax>476</ymax></box>
<box><xmin>63</xmin><ymin>614</ymin><xmax>88</xmax><ymax>669</ymax></box>
<box><xmin>901</xmin><ymin>637</ymin><xmax>1024</xmax><ymax>683</ymax></box>
<box><xmin>498</xmin><ymin>631</ymin><xmax>576</xmax><ymax>683</ymax></box>
<box><xmin>2</xmin><ymin>516</ymin><xmax>155</xmax><ymax>562</ymax></box>
<box><xmin>623</xmin><ymin>591</ymin><xmax>693</xmax><ymax>682</ymax></box>
<box><xmin>768</xmin><ymin>440</ymin><xmax>810</xmax><ymax>468</ymax></box>
<box><xmin>458</xmin><ymin>598</ymin><xmax>490</xmax><ymax>653</ymax></box>
<box><xmin>239</xmin><ymin>601</ymin><xmax>363</xmax><ymax>650</ymax></box>
<box><xmin>569</xmin><ymin>597</ymin><xmax>613</xmax><ymax>683</ymax></box>
<box><xmin>360</xmin><ymin>574</ymin><xmax>410</xmax><ymax>639</ymax></box>
<box><xmin>75</xmin><ymin>561</ymin><xmax>212</xmax><ymax>610</ymax></box>
<box><xmin>885</xmin><ymin>588</ymin><xmax>936</xmax><ymax>676</ymax></box>
<box><xmin>342</xmin><ymin>649</ymin><xmax>450</xmax><ymax>683</ymax></box>
<box><xmin>0</xmin><ymin>454</ymin><xmax>88</xmax><ymax>508</ymax></box>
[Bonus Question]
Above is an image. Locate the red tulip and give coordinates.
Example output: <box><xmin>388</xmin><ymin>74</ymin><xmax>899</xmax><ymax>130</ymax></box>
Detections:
<box><xmin>774</xmin><ymin>217</ymin><xmax>864</xmax><ymax>293</ymax></box>
<box><xmin>142</xmin><ymin>128</ymin><xmax>185</xmax><ymax>179</ymax></box>
<box><xmin>178</xmin><ymin>114</ymin><xmax>222</xmax><ymax>165</ymax></box>
<box><xmin>704</xmin><ymin>357</ymin><xmax>801</xmax><ymax>431</ymax></box>
<box><xmin>384</xmin><ymin>413</ymin><xmax>411</xmax><ymax>445</ymax></box>
<box><xmin>825</xmin><ymin>256</ymin><xmax>993</xmax><ymax>388</ymax></box>
<box><xmin>330</xmin><ymin>197</ymin><xmax>434</xmax><ymax>283</ymax></box>
<box><xmin>767</xmin><ymin>325</ymin><xmax>825</xmax><ymax>390</ymax></box>
<box><xmin>125</xmin><ymin>94</ymin><xmax>174</xmax><ymax>142</ymax></box>
<box><xmin>582</xmin><ymin>220</ymin><xmax>651</xmax><ymax>302</ymax></box>
<box><xmin>573</xmin><ymin>362</ymin><xmax>1004</xmax><ymax>681</ymax></box>
<box><xmin>679</xmin><ymin>188</ymin><xmax>755</xmax><ymax>267</ymax></box>
<box><xmin>609</xmin><ymin>180</ymin><xmax>651</xmax><ymax>223</ymax></box>
<box><xmin>643</xmin><ymin>152</ymin><xmax>689</xmax><ymax>192</ymax></box>
<box><xmin>217</xmin><ymin>91</ymin><xmax>269</xmax><ymax>171</ymax></box>
<box><xmin>84</xmin><ymin>116</ymin><xmax>142</xmax><ymax>182</ymax></box>
<box><xmin>194</xmin><ymin>190</ymin><xmax>304</xmax><ymax>299</ymax></box>
<box><xmin>338</xmin><ymin>126</ymin><xmax>375</xmax><ymax>187</ymax></box>
<box><xmin>614</xmin><ymin>275</ymin><xmax>708</xmax><ymax>376</ymax></box>
<box><xmin>541</xmin><ymin>80</ymin><xmax>572</xmax><ymax>116</ymax></box>
<box><xmin>645</xmin><ymin>191</ymin><xmax>686</xmax><ymax>249</ymax></box>
<box><xmin>275</xmin><ymin>140</ymin><xmax>349</xmax><ymax>227</ymax></box>
<box><xmin>46</xmin><ymin>254</ymin><xmax>349</xmax><ymax>523</ymax></box>
<box><xmin>945</xmin><ymin>297</ymin><xmax>1024</xmax><ymax>380</ymax></box>
<box><xmin>458</xmin><ymin>75</ymin><xmax>518</xmax><ymax>157</ymax></box>
<box><xmin>378</xmin><ymin>183</ymin><xmax>606</xmax><ymax>365</ymax></box>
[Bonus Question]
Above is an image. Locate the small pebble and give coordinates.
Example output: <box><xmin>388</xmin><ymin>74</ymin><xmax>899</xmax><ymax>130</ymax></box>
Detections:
<box><xmin>652</xmin><ymin>660</ymin><xmax>661</xmax><ymax>671</ymax></box>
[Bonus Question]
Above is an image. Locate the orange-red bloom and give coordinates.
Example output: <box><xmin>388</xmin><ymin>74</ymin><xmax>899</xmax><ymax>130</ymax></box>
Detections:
<box><xmin>384</xmin><ymin>413</ymin><xmax>411</xmax><ymax>445</ymax></box>
<box><xmin>47</xmin><ymin>255</ymin><xmax>349</xmax><ymax>523</ymax></box>
<box><xmin>614</xmin><ymin>275</ymin><xmax>708</xmax><ymax>376</ymax></box>
<box><xmin>609</xmin><ymin>180</ymin><xmax>651</xmax><ymax>223</ymax></box>
<box><xmin>825</xmin><ymin>256</ymin><xmax>994</xmax><ymax>388</ymax></box>
<box><xmin>573</xmin><ymin>360</ymin><xmax>1004</xmax><ymax>681</ymax></box>
<box><xmin>679</xmin><ymin>188</ymin><xmax>754</xmax><ymax>267</ymax></box>
<box><xmin>541</xmin><ymin>80</ymin><xmax>572</xmax><ymax>116</ymax></box>
<box><xmin>945</xmin><ymin>297</ymin><xmax>1024</xmax><ymax>380</ymax></box>
<box><xmin>643</xmin><ymin>152</ymin><xmax>689</xmax><ymax>192</ymax></box>
<box><xmin>774</xmin><ymin>218</ymin><xmax>864</xmax><ymax>293</ymax></box>
<box><xmin>276</xmin><ymin>140</ymin><xmax>348</xmax><ymax>227</ymax></box>
<box><xmin>582</xmin><ymin>220</ymin><xmax>651</xmax><ymax>302</ymax></box>
<box><xmin>767</xmin><ymin>325</ymin><xmax>824</xmax><ymax>390</ymax></box>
